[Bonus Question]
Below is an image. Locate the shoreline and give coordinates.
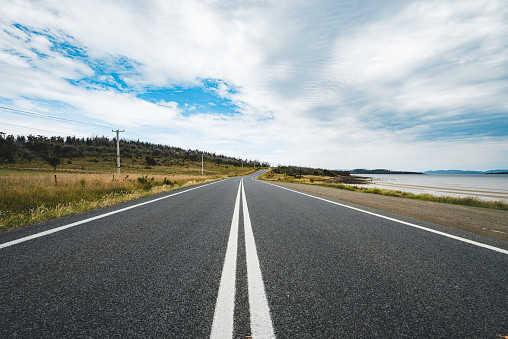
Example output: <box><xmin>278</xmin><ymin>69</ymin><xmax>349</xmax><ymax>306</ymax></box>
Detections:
<box><xmin>354</xmin><ymin>173</ymin><xmax>508</xmax><ymax>202</ymax></box>
<box><xmin>268</xmin><ymin>181</ymin><xmax>508</xmax><ymax>242</ymax></box>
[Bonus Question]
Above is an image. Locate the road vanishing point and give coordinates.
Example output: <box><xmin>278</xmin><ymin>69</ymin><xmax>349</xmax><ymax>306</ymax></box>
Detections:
<box><xmin>1</xmin><ymin>171</ymin><xmax>507</xmax><ymax>338</ymax></box>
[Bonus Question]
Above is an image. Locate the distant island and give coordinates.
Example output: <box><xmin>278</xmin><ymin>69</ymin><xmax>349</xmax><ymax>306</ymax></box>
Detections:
<box><xmin>350</xmin><ymin>169</ymin><xmax>424</xmax><ymax>175</ymax></box>
<box><xmin>424</xmin><ymin>170</ymin><xmax>508</xmax><ymax>175</ymax></box>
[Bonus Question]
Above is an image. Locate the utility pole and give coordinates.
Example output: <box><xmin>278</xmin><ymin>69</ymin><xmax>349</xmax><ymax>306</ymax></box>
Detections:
<box><xmin>112</xmin><ymin>129</ymin><xmax>125</xmax><ymax>174</ymax></box>
<box><xmin>202</xmin><ymin>153</ymin><xmax>204</xmax><ymax>176</ymax></box>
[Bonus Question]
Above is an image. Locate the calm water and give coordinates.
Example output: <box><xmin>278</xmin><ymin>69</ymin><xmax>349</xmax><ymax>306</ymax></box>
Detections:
<box><xmin>355</xmin><ymin>174</ymin><xmax>508</xmax><ymax>202</ymax></box>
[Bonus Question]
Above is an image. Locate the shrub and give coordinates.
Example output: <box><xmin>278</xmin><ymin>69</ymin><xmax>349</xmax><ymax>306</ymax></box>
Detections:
<box><xmin>79</xmin><ymin>178</ymin><xmax>86</xmax><ymax>187</ymax></box>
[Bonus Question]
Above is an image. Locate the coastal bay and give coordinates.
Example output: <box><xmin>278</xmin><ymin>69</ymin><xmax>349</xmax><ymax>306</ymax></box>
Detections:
<box><xmin>356</xmin><ymin>173</ymin><xmax>508</xmax><ymax>202</ymax></box>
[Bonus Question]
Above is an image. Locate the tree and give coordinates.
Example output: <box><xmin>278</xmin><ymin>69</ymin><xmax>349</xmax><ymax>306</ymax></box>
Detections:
<box><xmin>0</xmin><ymin>133</ymin><xmax>17</xmax><ymax>163</ymax></box>
<box><xmin>145</xmin><ymin>155</ymin><xmax>157</xmax><ymax>166</ymax></box>
<box><xmin>44</xmin><ymin>155</ymin><xmax>62</xmax><ymax>171</ymax></box>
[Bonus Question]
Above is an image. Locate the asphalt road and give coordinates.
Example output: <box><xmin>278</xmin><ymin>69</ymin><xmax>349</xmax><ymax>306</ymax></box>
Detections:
<box><xmin>1</xmin><ymin>172</ymin><xmax>507</xmax><ymax>338</ymax></box>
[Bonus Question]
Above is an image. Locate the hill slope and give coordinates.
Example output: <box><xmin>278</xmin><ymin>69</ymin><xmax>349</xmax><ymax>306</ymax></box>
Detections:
<box><xmin>0</xmin><ymin>133</ymin><xmax>269</xmax><ymax>175</ymax></box>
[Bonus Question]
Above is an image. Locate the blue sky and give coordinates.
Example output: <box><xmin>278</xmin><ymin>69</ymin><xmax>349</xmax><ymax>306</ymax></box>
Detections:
<box><xmin>0</xmin><ymin>0</ymin><xmax>507</xmax><ymax>171</ymax></box>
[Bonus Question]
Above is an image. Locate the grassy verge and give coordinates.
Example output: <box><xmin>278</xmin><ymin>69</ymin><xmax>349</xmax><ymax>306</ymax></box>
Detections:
<box><xmin>0</xmin><ymin>156</ymin><xmax>259</xmax><ymax>177</ymax></box>
<box><xmin>0</xmin><ymin>171</ymin><xmax>223</xmax><ymax>232</ymax></box>
<box><xmin>259</xmin><ymin>171</ymin><xmax>508</xmax><ymax>211</ymax></box>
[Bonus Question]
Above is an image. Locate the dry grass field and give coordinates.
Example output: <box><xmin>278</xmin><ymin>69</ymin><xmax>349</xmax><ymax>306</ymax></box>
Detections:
<box><xmin>0</xmin><ymin>134</ymin><xmax>264</xmax><ymax>231</ymax></box>
<box><xmin>0</xmin><ymin>169</ymin><xmax>254</xmax><ymax>232</ymax></box>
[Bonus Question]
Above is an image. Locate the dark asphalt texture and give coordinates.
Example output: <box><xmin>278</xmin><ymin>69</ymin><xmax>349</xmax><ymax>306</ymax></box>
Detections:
<box><xmin>1</xmin><ymin>172</ymin><xmax>507</xmax><ymax>338</ymax></box>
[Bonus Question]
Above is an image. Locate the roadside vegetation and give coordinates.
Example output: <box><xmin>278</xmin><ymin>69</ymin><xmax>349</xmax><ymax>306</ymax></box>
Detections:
<box><xmin>0</xmin><ymin>172</ymin><xmax>223</xmax><ymax>232</ymax></box>
<box><xmin>260</xmin><ymin>168</ymin><xmax>508</xmax><ymax>211</ymax></box>
<box><xmin>0</xmin><ymin>133</ymin><xmax>266</xmax><ymax>231</ymax></box>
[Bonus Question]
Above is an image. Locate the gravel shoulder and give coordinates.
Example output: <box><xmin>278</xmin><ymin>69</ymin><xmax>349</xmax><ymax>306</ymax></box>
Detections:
<box><xmin>268</xmin><ymin>181</ymin><xmax>508</xmax><ymax>242</ymax></box>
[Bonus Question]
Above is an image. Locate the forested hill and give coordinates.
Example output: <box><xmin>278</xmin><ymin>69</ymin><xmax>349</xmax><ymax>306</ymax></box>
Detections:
<box><xmin>271</xmin><ymin>166</ymin><xmax>351</xmax><ymax>177</ymax></box>
<box><xmin>0</xmin><ymin>133</ymin><xmax>269</xmax><ymax>170</ymax></box>
<box><xmin>351</xmin><ymin>169</ymin><xmax>424</xmax><ymax>174</ymax></box>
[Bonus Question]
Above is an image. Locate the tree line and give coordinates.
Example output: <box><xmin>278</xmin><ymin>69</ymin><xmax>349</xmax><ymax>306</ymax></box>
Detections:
<box><xmin>271</xmin><ymin>166</ymin><xmax>351</xmax><ymax>178</ymax></box>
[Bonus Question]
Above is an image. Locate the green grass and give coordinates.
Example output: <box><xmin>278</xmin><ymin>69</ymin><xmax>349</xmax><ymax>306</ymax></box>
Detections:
<box><xmin>1</xmin><ymin>156</ymin><xmax>258</xmax><ymax>176</ymax></box>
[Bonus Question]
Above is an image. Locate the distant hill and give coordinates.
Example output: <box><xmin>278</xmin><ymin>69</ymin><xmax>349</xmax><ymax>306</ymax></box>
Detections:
<box><xmin>424</xmin><ymin>170</ymin><xmax>508</xmax><ymax>174</ymax></box>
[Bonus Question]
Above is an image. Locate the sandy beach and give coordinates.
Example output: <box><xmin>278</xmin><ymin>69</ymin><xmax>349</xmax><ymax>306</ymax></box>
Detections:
<box><xmin>269</xmin><ymin>181</ymin><xmax>508</xmax><ymax>242</ymax></box>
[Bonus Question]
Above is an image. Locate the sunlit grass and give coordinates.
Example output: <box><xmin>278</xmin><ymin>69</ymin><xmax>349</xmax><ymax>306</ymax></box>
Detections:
<box><xmin>0</xmin><ymin>172</ymin><xmax>222</xmax><ymax>231</ymax></box>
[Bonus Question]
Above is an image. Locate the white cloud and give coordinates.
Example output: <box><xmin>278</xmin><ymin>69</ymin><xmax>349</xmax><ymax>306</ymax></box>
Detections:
<box><xmin>0</xmin><ymin>0</ymin><xmax>507</xmax><ymax>170</ymax></box>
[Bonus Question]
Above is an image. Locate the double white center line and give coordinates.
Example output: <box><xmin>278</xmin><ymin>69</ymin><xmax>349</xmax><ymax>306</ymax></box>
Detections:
<box><xmin>211</xmin><ymin>179</ymin><xmax>275</xmax><ymax>339</ymax></box>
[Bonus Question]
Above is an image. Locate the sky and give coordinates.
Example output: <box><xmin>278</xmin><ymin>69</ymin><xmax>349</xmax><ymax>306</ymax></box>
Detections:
<box><xmin>0</xmin><ymin>0</ymin><xmax>507</xmax><ymax>171</ymax></box>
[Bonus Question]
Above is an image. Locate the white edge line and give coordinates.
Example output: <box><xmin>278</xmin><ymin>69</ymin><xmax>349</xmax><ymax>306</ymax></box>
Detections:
<box><xmin>210</xmin><ymin>181</ymin><xmax>242</xmax><ymax>339</ymax></box>
<box><xmin>242</xmin><ymin>179</ymin><xmax>276</xmax><ymax>338</ymax></box>
<box><xmin>0</xmin><ymin>179</ymin><xmax>225</xmax><ymax>250</ymax></box>
<box><xmin>257</xmin><ymin>180</ymin><xmax>508</xmax><ymax>255</ymax></box>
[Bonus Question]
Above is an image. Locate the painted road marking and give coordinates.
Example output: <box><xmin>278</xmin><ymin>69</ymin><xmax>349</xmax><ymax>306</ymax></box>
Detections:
<box><xmin>0</xmin><ymin>180</ymin><xmax>224</xmax><ymax>250</ymax></box>
<box><xmin>258</xmin><ymin>180</ymin><xmax>508</xmax><ymax>255</ymax></box>
<box><xmin>241</xmin><ymin>180</ymin><xmax>275</xmax><ymax>338</ymax></box>
<box><xmin>211</xmin><ymin>179</ymin><xmax>275</xmax><ymax>339</ymax></box>
<box><xmin>210</xmin><ymin>181</ymin><xmax>242</xmax><ymax>338</ymax></box>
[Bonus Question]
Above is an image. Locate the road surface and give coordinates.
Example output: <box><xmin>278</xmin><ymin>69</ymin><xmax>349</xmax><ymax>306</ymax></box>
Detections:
<box><xmin>1</xmin><ymin>172</ymin><xmax>507</xmax><ymax>338</ymax></box>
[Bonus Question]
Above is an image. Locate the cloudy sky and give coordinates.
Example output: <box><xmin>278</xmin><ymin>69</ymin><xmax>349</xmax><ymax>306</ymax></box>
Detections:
<box><xmin>1</xmin><ymin>0</ymin><xmax>507</xmax><ymax>171</ymax></box>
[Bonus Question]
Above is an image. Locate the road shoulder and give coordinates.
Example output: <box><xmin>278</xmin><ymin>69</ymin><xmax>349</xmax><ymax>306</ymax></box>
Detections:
<box><xmin>266</xmin><ymin>181</ymin><xmax>508</xmax><ymax>242</ymax></box>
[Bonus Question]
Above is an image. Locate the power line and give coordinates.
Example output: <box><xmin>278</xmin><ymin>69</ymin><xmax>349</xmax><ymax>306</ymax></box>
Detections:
<box><xmin>0</xmin><ymin>106</ymin><xmax>114</xmax><ymax>130</ymax></box>
<box><xmin>1</xmin><ymin>105</ymin><xmax>152</xmax><ymax>144</ymax></box>
<box><xmin>1</xmin><ymin>121</ymin><xmax>145</xmax><ymax>145</ymax></box>
<box><xmin>123</xmin><ymin>131</ymin><xmax>148</xmax><ymax>141</ymax></box>
<box><xmin>0</xmin><ymin>122</ymin><xmax>74</xmax><ymax>136</ymax></box>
